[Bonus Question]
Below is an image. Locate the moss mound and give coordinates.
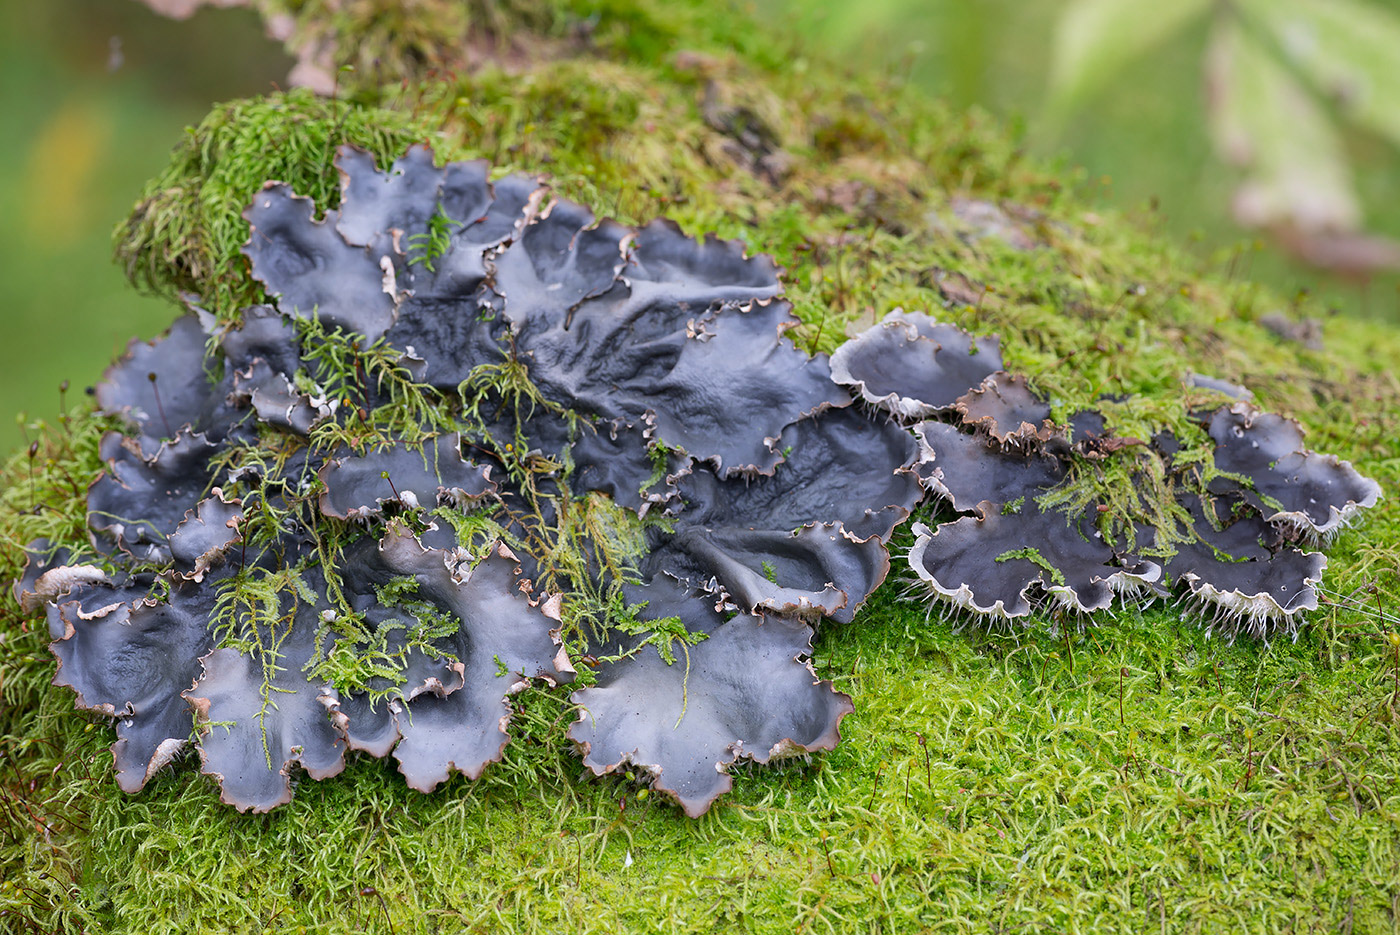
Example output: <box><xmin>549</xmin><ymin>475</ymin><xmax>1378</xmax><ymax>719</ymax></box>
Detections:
<box><xmin>3</xmin><ymin>1</ymin><xmax>1399</xmax><ymax>931</ymax></box>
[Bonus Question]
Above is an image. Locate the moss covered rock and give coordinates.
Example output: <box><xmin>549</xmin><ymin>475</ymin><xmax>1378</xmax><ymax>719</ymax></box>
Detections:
<box><xmin>3</xmin><ymin>2</ymin><xmax>1399</xmax><ymax>931</ymax></box>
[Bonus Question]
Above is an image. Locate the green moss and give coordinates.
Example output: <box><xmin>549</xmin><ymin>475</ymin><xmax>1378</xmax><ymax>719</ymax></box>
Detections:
<box><xmin>114</xmin><ymin>91</ymin><xmax>450</xmax><ymax>317</ymax></box>
<box><xmin>5</xmin><ymin>0</ymin><xmax>1400</xmax><ymax>931</ymax></box>
<box><xmin>5</xmin><ymin>560</ymin><xmax>1400</xmax><ymax>933</ymax></box>
<box><xmin>1036</xmin><ymin>452</ymin><xmax>1196</xmax><ymax>558</ymax></box>
<box><xmin>308</xmin><ymin>572</ymin><xmax>463</xmax><ymax>702</ymax></box>
<box><xmin>995</xmin><ymin>546</ymin><xmax>1066</xmax><ymax>586</ymax></box>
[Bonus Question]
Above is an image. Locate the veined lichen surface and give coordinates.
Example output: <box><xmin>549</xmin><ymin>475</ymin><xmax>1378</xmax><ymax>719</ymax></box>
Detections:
<box><xmin>14</xmin><ymin>148</ymin><xmax>1379</xmax><ymax>818</ymax></box>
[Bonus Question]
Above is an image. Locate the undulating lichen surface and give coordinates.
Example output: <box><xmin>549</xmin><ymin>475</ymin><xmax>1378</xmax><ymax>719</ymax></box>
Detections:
<box><xmin>4</xmin><ymin>1</ymin><xmax>1400</xmax><ymax>930</ymax></box>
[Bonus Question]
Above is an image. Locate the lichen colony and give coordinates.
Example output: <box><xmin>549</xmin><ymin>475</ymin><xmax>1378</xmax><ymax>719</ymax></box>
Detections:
<box><xmin>14</xmin><ymin>147</ymin><xmax>1379</xmax><ymax>816</ymax></box>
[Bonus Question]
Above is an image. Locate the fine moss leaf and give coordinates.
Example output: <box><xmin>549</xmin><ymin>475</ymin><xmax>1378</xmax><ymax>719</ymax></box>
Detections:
<box><xmin>995</xmin><ymin>547</ymin><xmax>1066</xmax><ymax>586</ymax></box>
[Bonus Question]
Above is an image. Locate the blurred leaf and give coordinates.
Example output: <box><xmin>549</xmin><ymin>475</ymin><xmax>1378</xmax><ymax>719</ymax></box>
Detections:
<box><xmin>1239</xmin><ymin>0</ymin><xmax>1400</xmax><ymax>152</ymax></box>
<box><xmin>1047</xmin><ymin>0</ymin><xmax>1210</xmax><ymax>119</ymax></box>
<box><xmin>1205</xmin><ymin>14</ymin><xmax>1359</xmax><ymax>233</ymax></box>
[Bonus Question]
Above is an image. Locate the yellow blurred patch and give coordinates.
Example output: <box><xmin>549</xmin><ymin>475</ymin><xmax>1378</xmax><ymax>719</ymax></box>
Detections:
<box><xmin>22</xmin><ymin>96</ymin><xmax>113</xmax><ymax>249</ymax></box>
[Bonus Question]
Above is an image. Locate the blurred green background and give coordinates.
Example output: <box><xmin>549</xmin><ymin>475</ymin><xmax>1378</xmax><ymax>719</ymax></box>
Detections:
<box><xmin>0</xmin><ymin>0</ymin><xmax>287</xmax><ymax>453</ymax></box>
<box><xmin>3</xmin><ymin>0</ymin><xmax>1397</xmax><ymax>453</ymax></box>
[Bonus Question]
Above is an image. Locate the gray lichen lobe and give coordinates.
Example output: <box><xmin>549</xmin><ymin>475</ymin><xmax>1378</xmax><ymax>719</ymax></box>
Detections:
<box><xmin>829</xmin><ymin>309</ymin><xmax>1002</xmax><ymax>420</ymax></box>
<box><xmin>567</xmin><ymin>573</ymin><xmax>851</xmax><ymax>817</ymax></box>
